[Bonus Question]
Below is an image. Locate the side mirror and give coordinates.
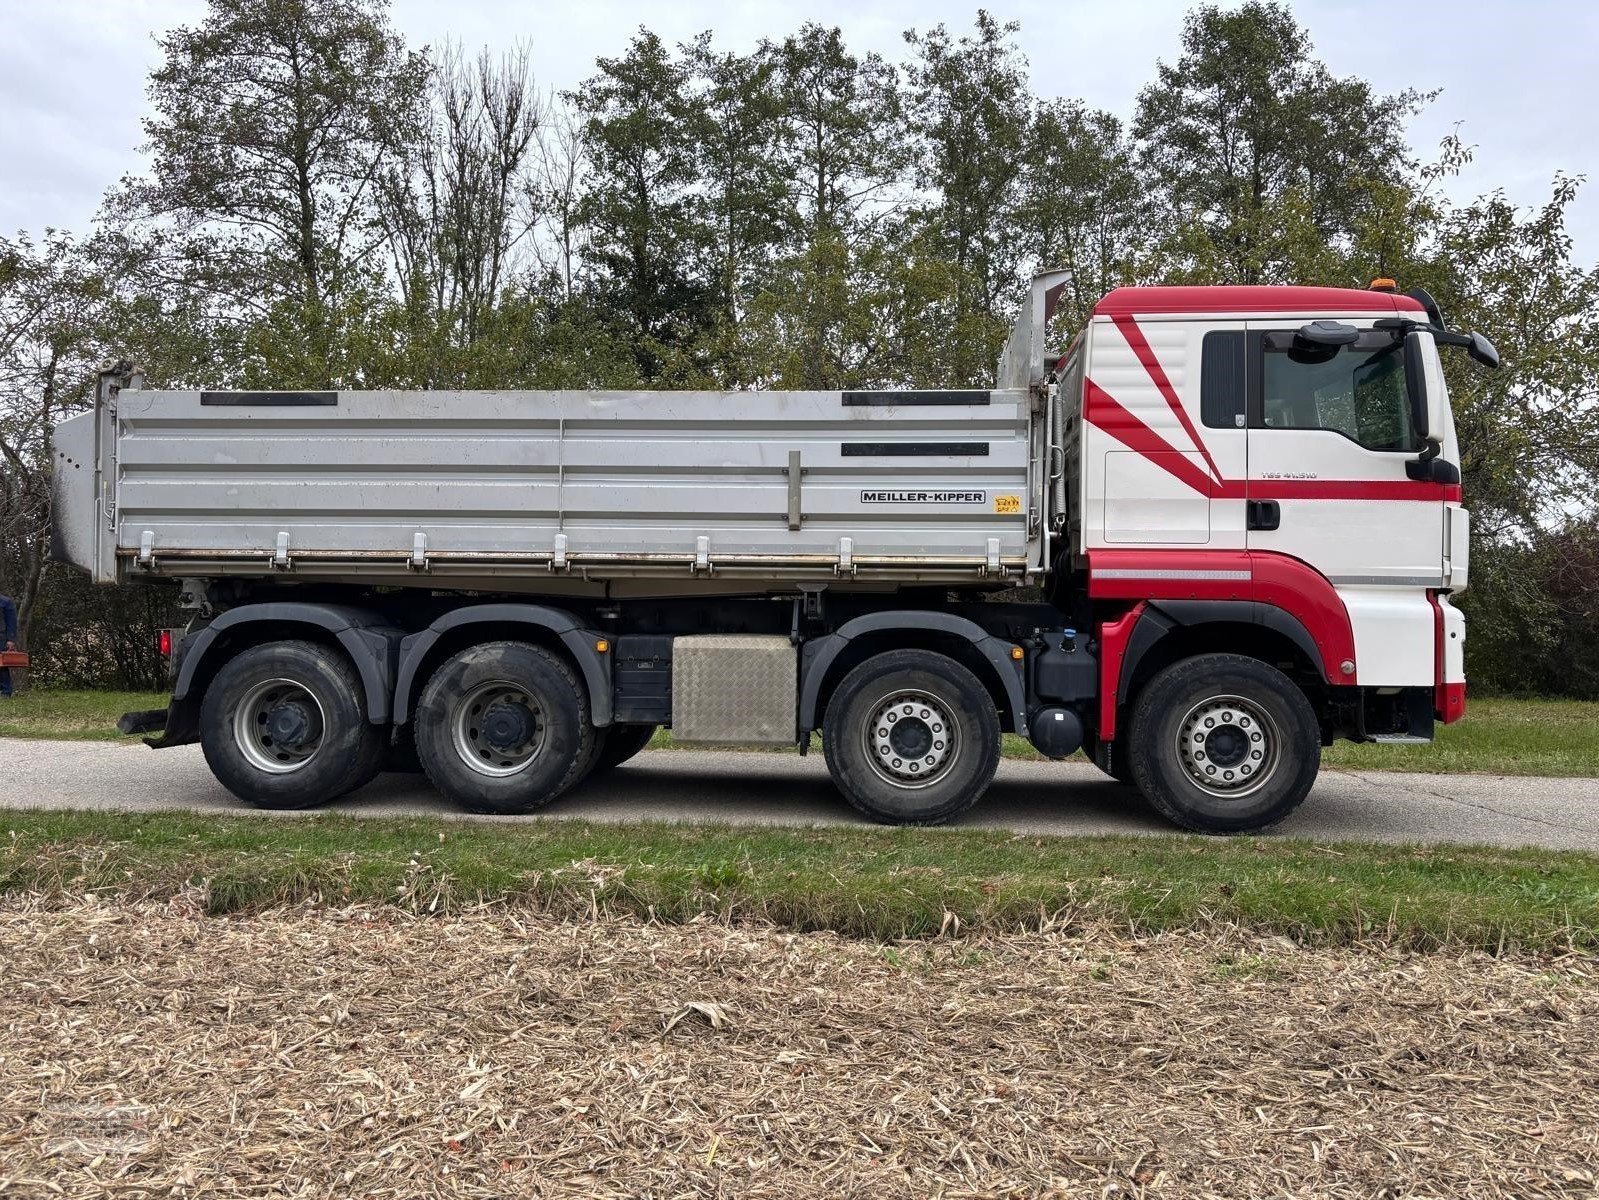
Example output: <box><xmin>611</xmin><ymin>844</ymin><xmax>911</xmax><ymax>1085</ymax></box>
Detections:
<box><xmin>1468</xmin><ymin>331</ymin><xmax>1500</xmax><ymax>369</ymax></box>
<box><xmin>1296</xmin><ymin>320</ymin><xmax>1359</xmax><ymax>347</ymax></box>
<box><xmin>1404</xmin><ymin>331</ymin><xmax>1445</xmax><ymax>445</ymax></box>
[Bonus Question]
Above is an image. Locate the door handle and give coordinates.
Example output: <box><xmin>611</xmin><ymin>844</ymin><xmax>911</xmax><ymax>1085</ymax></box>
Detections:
<box><xmin>1246</xmin><ymin>499</ymin><xmax>1281</xmax><ymax>531</ymax></box>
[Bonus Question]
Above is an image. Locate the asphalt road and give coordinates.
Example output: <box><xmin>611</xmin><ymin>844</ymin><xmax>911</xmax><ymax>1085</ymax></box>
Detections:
<box><xmin>3</xmin><ymin>736</ymin><xmax>1598</xmax><ymax>850</ymax></box>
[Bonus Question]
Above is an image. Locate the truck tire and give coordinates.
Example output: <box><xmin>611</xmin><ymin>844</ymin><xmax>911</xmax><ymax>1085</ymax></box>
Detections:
<box><xmin>413</xmin><ymin>641</ymin><xmax>594</xmax><ymax>815</ymax></box>
<box><xmin>822</xmin><ymin>649</ymin><xmax>1001</xmax><ymax>826</ymax></box>
<box><xmin>1127</xmin><ymin>653</ymin><xmax>1320</xmax><ymax>834</ymax></box>
<box><xmin>199</xmin><ymin>640</ymin><xmax>384</xmax><ymax>809</ymax></box>
<box><xmin>564</xmin><ymin>723</ymin><xmax>611</xmax><ymax>790</ymax></box>
<box><xmin>590</xmin><ymin>724</ymin><xmax>657</xmax><ymax>776</ymax></box>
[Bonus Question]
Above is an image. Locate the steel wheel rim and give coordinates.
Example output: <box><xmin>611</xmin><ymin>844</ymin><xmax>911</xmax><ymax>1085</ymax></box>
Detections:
<box><xmin>452</xmin><ymin>680</ymin><xmax>547</xmax><ymax>778</ymax></box>
<box><xmin>863</xmin><ymin>689</ymin><xmax>961</xmax><ymax>790</ymax></box>
<box><xmin>1176</xmin><ymin>694</ymin><xmax>1280</xmax><ymax>800</ymax></box>
<box><xmin>234</xmin><ymin>677</ymin><xmax>325</xmax><ymax>775</ymax></box>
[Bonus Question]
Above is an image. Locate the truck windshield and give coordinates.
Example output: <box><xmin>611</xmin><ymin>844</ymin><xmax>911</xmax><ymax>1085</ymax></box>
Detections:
<box><xmin>1260</xmin><ymin>331</ymin><xmax>1417</xmax><ymax>452</ymax></box>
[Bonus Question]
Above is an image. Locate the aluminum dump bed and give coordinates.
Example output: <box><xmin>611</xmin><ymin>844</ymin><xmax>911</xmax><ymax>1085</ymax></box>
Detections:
<box><xmin>53</xmin><ymin>373</ymin><xmax>1049</xmax><ymax>592</ymax></box>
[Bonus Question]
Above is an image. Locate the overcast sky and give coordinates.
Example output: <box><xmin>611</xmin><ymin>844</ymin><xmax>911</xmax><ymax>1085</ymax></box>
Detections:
<box><xmin>2</xmin><ymin>0</ymin><xmax>1594</xmax><ymax>265</ymax></box>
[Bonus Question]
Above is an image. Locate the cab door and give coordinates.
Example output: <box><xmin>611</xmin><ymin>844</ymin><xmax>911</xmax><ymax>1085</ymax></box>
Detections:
<box><xmin>1244</xmin><ymin>319</ymin><xmax>1446</xmax><ymax>685</ymax></box>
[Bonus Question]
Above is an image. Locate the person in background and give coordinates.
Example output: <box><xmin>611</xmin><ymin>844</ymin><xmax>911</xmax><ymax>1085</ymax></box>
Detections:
<box><xmin>0</xmin><ymin>593</ymin><xmax>16</xmax><ymax>698</ymax></box>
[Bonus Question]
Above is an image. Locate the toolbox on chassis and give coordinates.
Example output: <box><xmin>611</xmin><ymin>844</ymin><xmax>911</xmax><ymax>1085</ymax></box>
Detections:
<box><xmin>52</xmin><ymin>271</ymin><xmax>1498</xmax><ymax>832</ymax></box>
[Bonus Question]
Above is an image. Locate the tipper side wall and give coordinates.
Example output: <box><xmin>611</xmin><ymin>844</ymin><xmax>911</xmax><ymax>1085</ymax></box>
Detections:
<box><xmin>54</xmin><ymin>381</ymin><xmax>1044</xmax><ymax>590</ymax></box>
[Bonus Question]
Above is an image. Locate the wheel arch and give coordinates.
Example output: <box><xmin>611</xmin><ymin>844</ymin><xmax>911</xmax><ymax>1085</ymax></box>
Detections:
<box><xmin>1114</xmin><ymin>601</ymin><xmax>1329</xmax><ymax>736</ymax></box>
<box><xmin>799</xmin><ymin>611</ymin><xmax>1027</xmax><ymax>736</ymax></box>
<box><xmin>392</xmin><ymin>603</ymin><xmax>612</xmax><ymax>728</ymax></box>
<box><xmin>161</xmin><ymin>603</ymin><xmax>401</xmax><ymax>748</ymax></box>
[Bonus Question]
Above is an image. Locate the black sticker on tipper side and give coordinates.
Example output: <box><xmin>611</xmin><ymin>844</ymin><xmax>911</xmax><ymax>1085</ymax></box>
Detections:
<box><xmin>842</xmin><ymin>390</ymin><xmax>991</xmax><ymax>406</ymax></box>
<box><xmin>200</xmin><ymin>391</ymin><xmax>338</xmax><ymax>406</ymax></box>
<box><xmin>842</xmin><ymin>442</ymin><xmax>989</xmax><ymax>457</ymax></box>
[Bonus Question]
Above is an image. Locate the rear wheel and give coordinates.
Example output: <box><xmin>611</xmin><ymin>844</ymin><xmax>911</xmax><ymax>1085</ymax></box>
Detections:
<box><xmin>590</xmin><ymin>723</ymin><xmax>657</xmax><ymax>776</ymax></box>
<box><xmin>200</xmin><ymin>640</ymin><xmax>384</xmax><ymax>809</ymax></box>
<box><xmin>822</xmin><ymin>649</ymin><xmax>1001</xmax><ymax>826</ymax></box>
<box><xmin>413</xmin><ymin>641</ymin><xmax>594</xmax><ymax>815</ymax></box>
<box><xmin>1127</xmin><ymin>653</ymin><xmax>1320</xmax><ymax>834</ymax></box>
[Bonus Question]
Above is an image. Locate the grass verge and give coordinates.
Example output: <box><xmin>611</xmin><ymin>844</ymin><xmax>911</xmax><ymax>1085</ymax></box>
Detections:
<box><xmin>8</xmin><ymin>691</ymin><xmax>1599</xmax><ymax>778</ymax></box>
<box><xmin>646</xmin><ymin>695</ymin><xmax>1599</xmax><ymax>778</ymax></box>
<box><xmin>0</xmin><ymin>689</ymin><xmax>168</xmax><ymax>741</ymax></box>
<box><xmin>1319</xmin><ymin>697</ymin><xmax>1599</xmax><ymax>777</ymax></box>
<box><xmin>2</xmin><ymin>808</ymin><xmax>1596</xmax><ymax>951</ymax></box>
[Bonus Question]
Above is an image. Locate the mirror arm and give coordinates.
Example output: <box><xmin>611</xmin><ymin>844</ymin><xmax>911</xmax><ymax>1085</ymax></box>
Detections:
<box><xmin>1405</xmin><ymin>442</ymin><xmax>1444</xmax><ymax>482</ymax></box>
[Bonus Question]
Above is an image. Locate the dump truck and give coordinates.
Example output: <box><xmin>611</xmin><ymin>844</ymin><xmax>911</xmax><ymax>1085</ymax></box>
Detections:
<box><xmin>50</xmin><ymin>272</ymin><xmax>1499</xmax><ymax>831</ymax></box>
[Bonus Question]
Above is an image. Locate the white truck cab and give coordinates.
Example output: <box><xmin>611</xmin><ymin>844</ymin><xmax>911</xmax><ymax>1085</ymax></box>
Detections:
<box><xmin>1053</xmin><ymin>283</ymin><xmax>1476</xmax><ymax>742</ymax></box>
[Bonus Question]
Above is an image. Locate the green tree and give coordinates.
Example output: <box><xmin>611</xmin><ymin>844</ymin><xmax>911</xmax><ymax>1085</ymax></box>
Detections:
<box><xmin>1019</xmin><ymin>101</ymin><xmax>1144</xmax><ymax>330</ymax></box>
<box><xmin>569</xmin><ymin>29</ymin><xmax>715</xmax><ymax>380</ymax></box>
<box><xmin>748</xmin><ymin>24</ymin><xmax>906</xmax><ymax>388</ymax></box>
<box><xmin>0</xmin><ymin>233</ymin><xmax>107</xmax><ymax>660</ymax></box>
<box><xmin>112</xmin><ymin>0</ymin><xmax>426</xmax><ymax>369</ymax></box>
<box><xmin>901</xmin><ymin>11</ymin><xmax>1031</xmax><ymax>381</ymax></box>
<box><xmin>1134</xmin><ymin>1</ymin><xmax>1424</xmax><ymax>284</ymax></box>
<box><xmin>689</xmin><ymin>41</ymin><xmax>790</xmax><ymax>319</ymax></box>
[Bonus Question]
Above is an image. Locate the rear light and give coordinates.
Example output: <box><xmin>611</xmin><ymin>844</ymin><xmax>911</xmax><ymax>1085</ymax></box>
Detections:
<box><xmin>158</xmin><ymin>629</ymin><xmax>173</xmax><ymax>657</ymax></box>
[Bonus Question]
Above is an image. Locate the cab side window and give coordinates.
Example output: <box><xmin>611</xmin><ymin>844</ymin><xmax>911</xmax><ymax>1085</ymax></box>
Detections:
<box><xmin>1256</xmin><ymin>330</ymin><xmax>1418</xmax><ymax>451</ymax></box>
<box><xmin>1200</xmin><ymin>331</ymin><xmax>1246</xmax><ymax>428</ymax></box>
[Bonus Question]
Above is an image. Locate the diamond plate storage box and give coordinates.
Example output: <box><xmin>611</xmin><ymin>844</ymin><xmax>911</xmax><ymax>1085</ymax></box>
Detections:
<box><xmin>670</xmin><ymin>635</ymin><xmax>796</xmax><ymax>746</ymax></box>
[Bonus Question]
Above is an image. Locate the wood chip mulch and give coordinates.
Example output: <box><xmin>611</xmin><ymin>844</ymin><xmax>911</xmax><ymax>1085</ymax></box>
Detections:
<box><xmin>1</xmin><ymin>893</ymin><xmax>1595</xmax><ymax>1198</ymax></box>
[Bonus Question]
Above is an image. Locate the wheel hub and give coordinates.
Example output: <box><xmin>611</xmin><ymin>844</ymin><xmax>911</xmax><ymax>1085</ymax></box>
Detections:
<box><xmin>1177</xmin><ymin>696</ymin><xmax>1277</xmax><ymax>799</ymax></box>
<box><xmin>1205</xmin><ymin>723</ymin><xmax>1248</xmax><ymax>767</ymax></box>
<box><xmin>481</xmin><ymin>701</ymin><xmax>532</xmax><ymax>751</ymax></box>
<box><xmin>888</xmin><ymin>716</ymin><xmax>934</xmax><ymax>760</ymax></box>
<box><xmin>233</xmin><ymin>678</ymin><xmax>326</xmax><ymax>775</ymax></box>
<box><xmin>452</xmin><ymin>681</ymin><xmax>547</xmax><ymax>778</ymax></box>
<box><xmin>264</xmin><ymin>700</ymin><xmax>319</xmax><ymax>749</ymax></box>
<box><xmin>867</xmin><ymin>691</ymin><xmax>959</xmax><ymax>788</ymax></box>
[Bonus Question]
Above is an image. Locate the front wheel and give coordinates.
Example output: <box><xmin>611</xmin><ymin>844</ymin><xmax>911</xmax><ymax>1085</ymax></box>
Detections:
<box><xmin>822</xmin><ymin>649</ymin><xmax>1001</xmax><ymax>825</ymax></box>
<box><xmin>1127</xmin><ymin>653</ymin><xmax>1320</xmax><ymax>834</ymax></box>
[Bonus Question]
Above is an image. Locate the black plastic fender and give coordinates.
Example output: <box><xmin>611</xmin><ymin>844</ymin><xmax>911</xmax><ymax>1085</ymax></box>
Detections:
<box><xmin>1117</xmin><ymin>600</ymin><xmax>1327</xmax><ymax>711</ymax></box>
<box><xmin>172</xmin><ymin>602</ymin><xmax>401</xmax><ymax>724</ymax></box>
<box><xmin>391</xmin><ymin>603</ymin><xmax>613</xmax><ymax>728</ymax></box>
<box><xmin>799</xmin><ymin>610</ymin><xmax>1028</xmax><ymax>735</ymax></box>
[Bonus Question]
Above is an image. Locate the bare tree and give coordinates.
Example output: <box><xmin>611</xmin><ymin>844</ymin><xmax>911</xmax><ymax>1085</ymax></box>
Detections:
<box><xmin>378</xmin><ymin>41</ymin><xmax>545</xmax><ymax>357</ymax></box>
<box><xmin>531</xmin><ymin>101</ymin><xmax>592</xmax><ymax>300</ymax></box>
